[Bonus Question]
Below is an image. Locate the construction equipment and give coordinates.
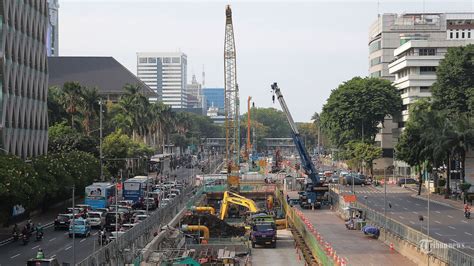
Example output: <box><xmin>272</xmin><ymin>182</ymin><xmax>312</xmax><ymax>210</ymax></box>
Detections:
<box><xmin>191</xmin><ymin>206</ymin><xmax>216</xmax><ymax>216</ymax></box>
<box><xmin>219</xmin><ymin>191</ymin><xmax>258</xmax><ymax>220</ymax></box>
<box><xmin>224</xmin><ymin>5</ymin><xmax>240</xmax><ymax>192</ymax></box>
<box><xmin>182</xmin><ymin>225</ymin><xmax>210</xmax><ymax>244</ymax></box>
<box><xmin>271</xmin><ymin>82</ymin><xmax>329</xmax><ymax>208</ymax></box>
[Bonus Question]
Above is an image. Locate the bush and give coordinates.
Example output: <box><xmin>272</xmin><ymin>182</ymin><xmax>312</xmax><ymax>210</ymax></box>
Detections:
<box><xmin>459</xmin><ymin>183</ymin><xmax>472</xmax><ymax>192</ymax></box>
<box><xmin>438</xmin><ymin>179</ymin><xmax>446</xmax><ymax>187</ymax></box>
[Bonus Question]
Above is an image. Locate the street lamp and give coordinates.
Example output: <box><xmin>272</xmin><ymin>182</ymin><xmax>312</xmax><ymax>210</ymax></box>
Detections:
<box><xmin>99</xmin><ymin>98</ymin><xmax>104</xmax><ymax>180</ymax></box>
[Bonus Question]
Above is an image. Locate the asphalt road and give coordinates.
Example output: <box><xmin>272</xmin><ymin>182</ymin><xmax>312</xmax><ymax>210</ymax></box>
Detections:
<box><xmin>0</xmin><ymin>166</ymin><xmax>203</xmax><ymax>266</ymax></box>
<box><xmin>339</xmin><ymin>184</ymin><xmax>474</xmax><ymax>255</ymax></box>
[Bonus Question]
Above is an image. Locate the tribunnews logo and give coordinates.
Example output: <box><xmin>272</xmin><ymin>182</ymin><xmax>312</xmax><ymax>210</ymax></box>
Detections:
<box><xmin>419</xmin><ymin>239</ymin><xmax>466</xmax><ymax>253</ymax></box>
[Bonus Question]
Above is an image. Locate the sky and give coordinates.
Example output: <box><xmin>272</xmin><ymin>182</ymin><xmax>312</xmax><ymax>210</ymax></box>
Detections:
<box><xmin>59</xmin><ymin>0</ymin><xmax>474</xmax><ymax>121</ymax></box>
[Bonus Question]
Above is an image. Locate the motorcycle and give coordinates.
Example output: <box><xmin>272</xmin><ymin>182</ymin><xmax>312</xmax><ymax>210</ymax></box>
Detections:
<box><xmin>97</xmin><ymin>232</ymin><xmax>109</xmax><ymax>245</ymax></box>
<box><xmin>465</xmin><ymin>210</ymin><xmax>471</xmax><ymax>219</ymax></box>
<box><xmin>12</xmin><ymin>231</ymin><xmax>19</xmax><ymax>241</ymax></box>
<box><xmin>22</xmin><ymin>234</ymin><xmax>29</xmax><ymax>245</ymax></box>
<box><xmin>35</xmin><ymin>231</ymin><xmax>43</xmax><ymax>241</ymax></box>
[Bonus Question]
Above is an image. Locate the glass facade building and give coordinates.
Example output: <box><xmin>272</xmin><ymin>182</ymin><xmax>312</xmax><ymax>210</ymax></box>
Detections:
<box><xmin>0</xmin><ymin>0</ymin><xmax>49</xmax><ymax>157</ymax></box>
<box><xmin>202</xmin><ymin>88</ymin><xmax>224</xmax><ymax>112</ymax></box>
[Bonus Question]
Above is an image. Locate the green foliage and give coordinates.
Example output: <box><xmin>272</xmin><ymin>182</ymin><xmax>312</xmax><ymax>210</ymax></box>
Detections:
<box><xmin>320</xmin><ymin>77</ymin><xmax>402</xmax><ymax>147</ymax></box>
<box><xmin>48</xmin><ymin>122</ymin><xmax>98</xmax><ymax>155</ymax></box>
<box><xmin>297</xmin><ymin>122</ymin><xmax>318</xmax><ymax>151</ymax></box>
<box><xmin>432</xmin><ymin>44</ymin><xmax>474</xmax><ymax>115</ymax></box>
<box><xmin>0</xmin><ymin>155</ymin><xmax>41</xmax><ymax>224</ymax></box>
<box><xmin>459</xmin><ymin>183</ymin><xmax>471</xmax><ymax>192</ymax></box>
<box><xmin>340</xmin><ymin>141</ymin><xmax>381</xmax><ymax>174</ymax></box>
<box><xmin>48</xmin><ymin>86</ymin><xmax>69</xmax><ymax>125</ymax></box>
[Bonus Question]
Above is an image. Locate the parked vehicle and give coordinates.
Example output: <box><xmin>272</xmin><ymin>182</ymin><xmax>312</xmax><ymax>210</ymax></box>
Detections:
<box><xmin>160</xmin><ymin>198</ymin><xmax>171</xmax><ymax>208</ymax></box>
<box><xmin>250</xmin><ymin>223</ymin><xmax>277</xmax><ymax>248</ymax></box>
<box><xmin>343</xmin><ymin>175</ymin><xmax>365</xmax><ymax>186</ymax></box>
<box><xmin>69</xmin><ymin>218</ymin><xmax>91</xmax><ymax>238</ymax></box>
<box><xmin>27</xmin><ymin>258</ymin><xmax>60</xmax><ymax>266</ymax></box>
<box><xmin>288</xmin><ymin>198</ymin><xmax>300</xmax><ymax>207</ymax></box>
<box><xmin>134</xmin><ymin>214</ymin><xmax>149</xmax><ymax>223</ymax></box>
<box><xmin>87</xmin><ymin>211</ymin><xmax>106</xmax><ymax>228</ymax></box>
<box><xmin>54</xmin><ymin>214</ymin><xmax>74</xmax><ymax>230</ymax></box>
<box><xmin>397</xmin><ymin>178</ymin><xmax>419</xmax><ymax>186</ymax></box>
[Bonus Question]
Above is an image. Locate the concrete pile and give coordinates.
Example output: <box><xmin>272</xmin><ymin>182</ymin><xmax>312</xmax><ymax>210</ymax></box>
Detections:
<box><xmin>182</xmin><ymin>213</ymin><xmax>246</xmax><ymax>237</ymax></box>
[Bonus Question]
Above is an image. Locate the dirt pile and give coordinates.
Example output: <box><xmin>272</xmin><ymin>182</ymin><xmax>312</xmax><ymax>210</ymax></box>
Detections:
<box><xmin>181</xmin><ymin>213</ymin><xmax>246</xmax><ymax>237</ymax></box>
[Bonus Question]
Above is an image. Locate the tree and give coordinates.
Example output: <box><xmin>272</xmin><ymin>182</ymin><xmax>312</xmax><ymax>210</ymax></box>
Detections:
<box><xmin>48</xmin><ymin>86</ymin><xmax>68</xmax><ymax>125</ymax></box>
<box><xmin>61</xmin><ymin>82</ymin><xmax>83</xmax><ymax>128</ymax></box>
<box><xmin>297</xmin><ymin>122</ymin><xmax>318</xmax><ymax>152</ymax></box>
<box><xmin>432</xmin><ymin>44</ymin><xmax>474</xmax><ymax>115</ymax></box>
<box><xmin>48</xmin><ymin>122</ymin><xmax>98</xmax><ymax>155</ymax></box>
<box><xmin>320</xmin><ymin>77</ymin><xmax>402</xmax><ymax>147</ymax></box>
<box><xmin>0</xmin><ymin>155</ymin><xmax>41</xmax><ymax>225</ymax></box>
<box><xmin>79</xmin><ymin>87</ymin><xmax>100</xmax><ymax>136</ymax></box>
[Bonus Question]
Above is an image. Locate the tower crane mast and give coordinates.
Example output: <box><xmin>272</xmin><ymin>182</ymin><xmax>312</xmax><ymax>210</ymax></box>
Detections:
<box><xmin>224</xmin><ymin>5</ymin><xmax>240</xmax><ymax>191</ymax></box>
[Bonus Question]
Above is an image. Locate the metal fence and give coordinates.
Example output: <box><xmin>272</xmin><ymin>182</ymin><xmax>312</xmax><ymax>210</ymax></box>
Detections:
<box><xmin>77</xmin><ymin>186</ymin><xmax>204</xmax><ymax>266</ymax></box>
<box><xmin>329</xmin><ymin>188</ymin><xmax>474</xmax><ymax>266</ymax></box>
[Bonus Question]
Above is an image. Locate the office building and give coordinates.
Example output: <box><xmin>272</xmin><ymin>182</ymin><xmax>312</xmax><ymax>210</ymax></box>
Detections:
<box><xmin>0</xmin><ymin>1</ymin><xmax>49</xmax><ymax>158</ymax></box>
<box><xmin>49</xmin><ymin>57</ymin><xmax>157</xmax><ymax>102</ymax></box>
<box><xmin>186</xmin><ymin>74</ymin><xmax>204</xmax><ymax>110</ymax></box>
<box><xmin>203</xmin><ymin>88</ymin><xmax>225</xmax><ymax>112</ymax></box>
<box><xmin>368</xmin><ymin>12</ymin><xmax>474</xmax><ymax>170</ymax></box>
<box><xmin>47</xmin><ymin>0</ymin><xmax>59</xmax><ymax>56</ymax></box>
<box><xmin>137</xmin><ymin>52</ymin><xmax>188</xmax><ymax>108</ymax></box>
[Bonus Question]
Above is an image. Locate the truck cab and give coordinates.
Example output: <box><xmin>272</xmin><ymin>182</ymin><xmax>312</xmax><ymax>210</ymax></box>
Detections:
<box><xmin>250</xmin><ymin>222</ymin><xmax>277</xmax><ymax>248</ymax></box>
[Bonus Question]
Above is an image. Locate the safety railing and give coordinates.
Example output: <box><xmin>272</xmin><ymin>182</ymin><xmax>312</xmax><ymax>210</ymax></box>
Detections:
<box><xmin>77</xmin><ymin>185</ymin><xmax>203</xmax><ymax>266</ymax></box>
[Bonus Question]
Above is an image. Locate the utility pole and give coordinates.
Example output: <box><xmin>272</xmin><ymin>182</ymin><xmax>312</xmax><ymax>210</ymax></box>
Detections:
<box><xmin>384</xmin><ymin>168</ymin><xmax>387</xmax><ymax>241</ymax></box>
<box><xmin>72</xmin><ymin>185</ymin><xmax>76</xmax><ymax>265</ymax></box>
<box><xmin>116</xmin><ymin>170</ymin><xmax>120</xmax><ymax>233</ymax></box>
<box><xmin>99</xmin><ymin>98</ymin><xmax>104</xmax><ymax>180</ymax></box>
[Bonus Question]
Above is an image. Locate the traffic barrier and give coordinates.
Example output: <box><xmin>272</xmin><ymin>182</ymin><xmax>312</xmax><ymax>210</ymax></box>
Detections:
<box><xmin>390</xmin><ymin>242</ymin><xmax>394</xmax><ymax>251</ymax></box>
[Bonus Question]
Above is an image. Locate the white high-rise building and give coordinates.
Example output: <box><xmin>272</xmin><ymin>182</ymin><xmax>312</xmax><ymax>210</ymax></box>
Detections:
<box><xmin>137</xmin><ymin>52</ymin><xmax>187</xmax><ymax>108</ymax></box>
<box><xmin>47</xmin><ymin>0</ymin><xmax>59</xmax><ymax>56</ymax></box>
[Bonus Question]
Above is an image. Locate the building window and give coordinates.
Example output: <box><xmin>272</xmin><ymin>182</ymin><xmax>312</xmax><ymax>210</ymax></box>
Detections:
<box><xmin>139</xmin><ymin>57</ymin><xmax>147</xmax><ymax>63</ymax></box>
<box><xmin>469</xmin><ymin>31</ymin><xmax>472</xmax><ymax>38</ymax></box>
<box><xmin>370</xmin><ymin>71</ymin><xmax>381</xmax><ymax>78</ymax></box>
<box><xmin>462</xmin><ymin>31</ymin><xmax>465</xmax><ymax>39</ymax></box>
<box><xmin>148</xmin><ymin>58</ymin><xmax>157</xmax><ymax>63</ymax></box>
<box><xmin>172</xmin><ymin>57</ymin><xmax>180</xmax><ymax>63</ymax></box>
<box><xmin>456</xmin><ymin>31</ymin><xmax>459</xmax><ymax>39</ymax></box>
<box><xmin>420</xmin><ymin>86</ymin><xmax>430</xmax><ymax>93</ymax></box>
<box><xmin>369</xmin><ymin>40</ymin><xmax>381</xmax><ymax>53</ymax></box>
<box><xmin>163</xmin><ymin>57</ymin><xmax>171</xmax><ymax>64</ymax></box>
<box><xmin>450</xmin><ymin>31</ymin><xmax>453</xmax><ymax>39</ymax></box>
<box><xmin>370</xmin><ymin>57</ymin><xmax>381</xmax><ymax>67</ymax></box>
<box><xmin>420</xmin><ymin>66</ymin><xmax>436</xmax><ymax>74</ymax></box>
<box><xmin>419</xmin><ymin>48</ymin><xmax>436</xmax><ymax>56</ymax></box>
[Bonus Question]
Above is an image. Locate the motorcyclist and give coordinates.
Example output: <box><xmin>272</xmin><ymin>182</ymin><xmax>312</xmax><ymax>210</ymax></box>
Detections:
<box><xmin>12</xmin><ymin>224</ymin><xmax>19</xmax><ymax>240</ymax></box>
<box><xmin>35</xmin><ymin>248</ymin><xmax>45</xmax><ymax>259</ymax></box>
<box><xmin>464</xmin><ymin>204</ymin><xmax>471</xmax><ymax>218</ymax></box>
<box><xmin>35</xmin><ymin>223</ymin><xmax>44</xmax><ymax>239</ymax></box>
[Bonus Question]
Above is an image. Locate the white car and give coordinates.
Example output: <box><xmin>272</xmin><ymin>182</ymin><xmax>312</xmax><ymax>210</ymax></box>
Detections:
<box><xmin>120</xmin><ymin>223</ymin><xmax>137</xmax><ymax>231</ymax></box>
<box><xmin>134</xmin><ymin>214</ymin><xmax>149</xmax><ymax>223</ymax></box>
<box><xmin>168</xmin><ymin>193</ymin><xmax>177</xmax><ymax>199</ymax></box>
<box><xmin>87</xmin><ymin>211</ymin><xmax>105</xmax><ymax>228</ymax></box>
<box><xmin>160</xmin><ymin>198</ymin><xmax>171</xmax><ymax>208</ymax></box>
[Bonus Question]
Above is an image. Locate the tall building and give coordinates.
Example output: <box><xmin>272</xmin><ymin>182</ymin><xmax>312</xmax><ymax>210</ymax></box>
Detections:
<box><xmin>0</xmin><ymin>1</ymin><xmax>49</xmax><ymax>157</ymax></box>
<box><xmin>47</xmin><ymin>0</ymin><xmax>59</xmax><ymax>56</ymax></box>
<box><xmin>186</xmin><ymin>74</ymin><xmax>204</xmax><ymax>110</ymax></box>
<box><xmin>137</xmin><ymin>52</ymin><xmax>188</xmax><ymax>108</ymax></box>
<box><xmin>369</xmin><ymin>12</ymin><xmax>474</xmax><ymax>171</ymax></box>
<box><xmin>203</xmin><ymin>88</ymin><xmax>225</xmax><ymax>112</ymax></box>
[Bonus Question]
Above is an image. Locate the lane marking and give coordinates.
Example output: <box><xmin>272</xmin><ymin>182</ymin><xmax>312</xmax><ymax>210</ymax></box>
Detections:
<box><xmin>412</xmin><ymin>211</ymin><xmax>418</xmax><ymax>214</ymax></box>
<box><xmin>64</xmin><ymin>232</ymin><xmax>69</xmax><ymax>235</ymax></box>
<box><xmin>93</xmin><ymin>232</ymin><xmax>98</xmax><ymax>236</ymax></box>
<box><xmin>10</xmin><ymin>253</ymin><xmax>21</xmax><ymax>259</ymax></box>
<box><xmin>49</xmin><ymin>237</ymin><xmax>56</xmax><ymax>242</ymax></box>
<box><xmin>403</xmin><ymin>207</ymin><xmax>408</xmax><ymax>210</ymax></box>
<box><xmin>435</xmin><ymin>232</ymin><xmax>443</xmax><ymax>236</ymax></box>
<box><xmin>51</xmin><ymin>255</ymin><xmax>56</xmax><ymax>258</ymax></box>
<box><xmin>435</xmin><ymin>221</ymin><xmax>441</xmax><ymax>224</ymax></box>
<box><xmin>435</xmin><ymin>211</ymin><xmax>441</xmax><ymax>214</ymax></box>
<box><xmin>450</xmin><ymin>239</ymin><xmax>459</xmax><ymax>244</ymax></box>
<box><xmin>80</xmin><ymin>238</ymin><xmax>86</xmax><ymax>243</ymax></box>
<box><xmin>448</xmin><ymin>226</ymin><xmax>456</xmax><ymax>230</ymax></box>
<box><xmin>32</xmin><ymin>245</ymin><xmax>40</xmax><ymax>250</ymax></box>
<box><xmin>398</xmin><ymin>216</ymin><xmax>405</xmax><ymax>219</ymax></box>
<box><xmin>415</xmin><ymin>203</ymin><xmax>420</xmax><ymax>206</ymax></box>
<box><xmin>394</xmin><ymin>203</ymin><xmax>400</xmax><ymax>207</ymax></box>
<box><xmin>65</xmin><ymin>246</ymin><xmax>72</xmax><ymax>250</ymax></box>
<box><xmin>409</xmin><ymin>221</ymin><xmax>416</xmax><ymax>225</ymax></box>
<box><xmin>461</xmin><ymin>220</ymin><xmax>468</xmax><ymax>224</ymax></box>
<box><xmin>465</xmin><ymin>232</ymin><xmax>473</xmax><ymax>236</ymax></box>
<box><xmin>447</xmin><ymin>215</ymin><xmax>453</xmax><ymax>218</ymax></box>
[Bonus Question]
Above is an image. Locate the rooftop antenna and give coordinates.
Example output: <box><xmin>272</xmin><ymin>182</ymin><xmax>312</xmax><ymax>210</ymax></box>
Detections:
<box><xmin>202</xmin><ymin>65</ymin><xmax>206</xmax><ymax>88</ymax></box>
<box><xmin>377</xmin><ymin>0</ymin><xmax>380</xmax><ymax>17</ymax></box>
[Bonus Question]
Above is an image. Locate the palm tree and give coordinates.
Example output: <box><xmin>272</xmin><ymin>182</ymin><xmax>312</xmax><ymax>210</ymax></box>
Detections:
<box><xmin>79</xmin><ymin>87</ymin><xmax>100</xmax><ymax>136</ymax></box>
<box><xmin>61</xmin><ymin>82</ymin><xmax>83</xmax><ymax>128</ymax></box>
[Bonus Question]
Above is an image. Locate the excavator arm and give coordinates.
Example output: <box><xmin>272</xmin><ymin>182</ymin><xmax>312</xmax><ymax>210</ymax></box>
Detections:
<box><xmin>220</xmin><ymin>191</ymin><xmax>259</xmax><ymax>220</ymax></box>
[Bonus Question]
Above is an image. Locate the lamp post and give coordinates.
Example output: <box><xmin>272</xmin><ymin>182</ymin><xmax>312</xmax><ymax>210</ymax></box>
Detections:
<box><xmin>71</xmin><ymin>185</ymin><xmax>76</xmax><ymax>265</ymax></box>
<box><xmin>99</xmin><ymin>98</ymin><xmax>104</xmax><ymax>180</ymax></box>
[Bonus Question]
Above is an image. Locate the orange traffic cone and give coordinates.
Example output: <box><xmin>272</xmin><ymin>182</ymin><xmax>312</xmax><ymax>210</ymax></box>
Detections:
<box><xmin>390</xmin><ymin>242</ymin><xmax>394</xmax><ymax>251</ymax></box>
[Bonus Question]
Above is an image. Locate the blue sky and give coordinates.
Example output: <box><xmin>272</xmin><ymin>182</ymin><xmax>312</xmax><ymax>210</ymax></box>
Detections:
<box><xmin>59</xmin><ymin>0</ymin><xmax>473</xmax><ymax>121</ymax></box>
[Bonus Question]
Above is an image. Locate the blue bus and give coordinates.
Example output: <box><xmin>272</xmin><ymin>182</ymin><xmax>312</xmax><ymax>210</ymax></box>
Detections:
<box><xmin>123</xmin><ymin>176</ymin><xmax>149</xmax><ymax>203</ymax></box>
<box><xmin>85</xmin><ymin>183</ymin><xmax>116</xmax><ymax>209</ymax></box>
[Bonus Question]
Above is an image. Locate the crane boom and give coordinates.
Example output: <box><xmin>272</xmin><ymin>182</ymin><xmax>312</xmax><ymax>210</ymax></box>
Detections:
<box><xmin>271</xmin><ymin>82</ymin><xmax>328</xmax><ymax>207</ymax></box>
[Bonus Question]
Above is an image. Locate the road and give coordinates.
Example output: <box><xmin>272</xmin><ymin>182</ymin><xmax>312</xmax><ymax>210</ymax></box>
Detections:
<box><xmin>338</xmin><ymin>184</ymin><xmax>474</xmax><ymax>255</ymax></box>
<box><xmin>0</xmin><ymin>166</ymin><xmax>201</xmax><ymax>265</ymax></box>
<box><xmin>251</xmin><ymin>229</ymin><xmax>304</xmax><ymax>266</ymax></box>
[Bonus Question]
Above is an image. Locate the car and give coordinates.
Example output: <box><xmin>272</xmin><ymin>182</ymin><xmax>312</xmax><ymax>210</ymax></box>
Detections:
<box><xmin>132</xmin><ymin>209</ymin><xmax>148</xmax><ymax>217</ymax></box>
<box><xmin>105</xmin><ymin>212</ymin><xmax>125</xmax><ymax>231</ymax></box>
<box><xmin>344</xmin><ymin>175</ymin><xmax>365</xmax><ymax>186</ymax></box>
<box><xmin>329</xmin><ymin>175</ymin><xmax>340</xmax><ymax>183</ymax></box>
<box><xmin>397</xmin><ymin>178</ymin><xmax>419</xmax><ymax>186</ymax></box>
<box><xmin>67</xmin><ymin>207</ymin><xmax>86</xmax><ymax>218</ymax></box>
<box><xmin>118</xmin><ymin>200</ymin><xmax>133</xmax><ymax>207</ymax></box>
<box><xmin>168</xmin><ymin>193</ymin><xmax>177</xmax><ymax>200</ymax></box>
<box><xmin>27</xmin><ymin>258</ymin><xmax>60</xmax><ymax>266</ymax></box>
<box><xmin>120</xmin><ymin>223</ymin><xmax>136</xmax><ymax>231</ymax></box>
<box><xmin>75</xmin><ymin>204</ymin><xmax>92</xmax><ymax>213</ymax></box>
<box><xmin>109</xmin><ymin>231</ymin><xmax>126</xmax><ymax>241</ymax></box>
<box><xmin>87</xmin><ymin>211</ymin><xmax>106</xmax><ymax>228</ymax></box>
<box><xmin>96</xmin><ymin>207</ymin><xmax>109</xmax><ymax>214</ymax></box>
<box><xmin>69</xmin><ymin>218</ymin><xmax>91</xmax><ymax>237</ymax></box>
<box><xmin>288</xmin><ymin>198</ymin><xmax>300</xmax><ymax>207</ymax></box>
<box><xmin>134</xmin><ymin>214</ymin><xmax>149</xmax><ymax>223</ymax></box>
<box><xmin>143</xmin><ymin>197</ymin><xmax>157</xmax><ymax>210</ymax></box>
<box><xmin>170</xmin><ymin>189</ymin><xmax>181</xmax><ymax>196</ymax></box>
<box><xmin>54</xmin><ymin>213</ymin><xmax>73</xmax><ymax>230</ymax></box>
<box><xmin>159</xmin><ymin>198</ymin><xmax>171</xmax><ymax>208</ymax></box>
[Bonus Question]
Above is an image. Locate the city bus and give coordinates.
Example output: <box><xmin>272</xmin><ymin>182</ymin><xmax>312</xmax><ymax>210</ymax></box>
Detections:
<box><xmin>150</xmin><ymin>154</ymin><xmax>172</xmax><ymax>176</ymax></box>
<box><xmin>84</xmin><ymin>182</ymin><xmax>116</xmax><ymax>209</ymax></box>
<box><xmin>123</xmin><ymin>177</ymin><xmax>149</xmax><ymax>202</ymax></box>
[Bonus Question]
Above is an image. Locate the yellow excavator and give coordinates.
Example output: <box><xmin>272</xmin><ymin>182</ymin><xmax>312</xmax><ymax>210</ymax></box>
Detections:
<box><xmin>219</xmin><ymin>191</ymin><xmax>258</xmax><ymax>220</ymax></box>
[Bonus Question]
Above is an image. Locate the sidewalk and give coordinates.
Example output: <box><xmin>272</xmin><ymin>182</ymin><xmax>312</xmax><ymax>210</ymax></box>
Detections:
<box><xmin>301</xmin><ymin>208</ymin><xmax>415</xmax><ymax>266</ymax></box>
<box><xmin>403</xmin><ymin>185</ymin><xmax>468</xmax><ymax>210</ymax></box>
